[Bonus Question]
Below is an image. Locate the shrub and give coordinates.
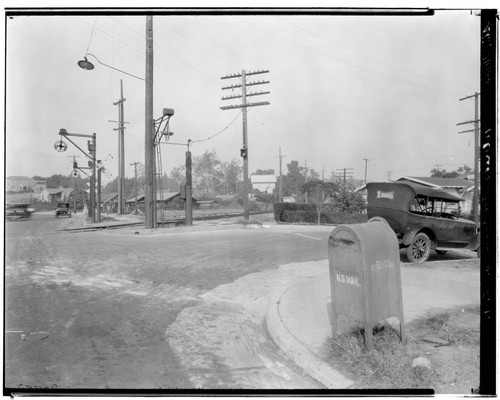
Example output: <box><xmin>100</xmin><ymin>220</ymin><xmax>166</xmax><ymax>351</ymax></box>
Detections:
<box><xmin>273</xmin><ymin>202</ymin><xmax>316</xmax><ymax>222</ymax></box>
<box><xmin>274</xmin><ymin>202</ymin><xmax>368</xmax><ymax>225</ymax></box>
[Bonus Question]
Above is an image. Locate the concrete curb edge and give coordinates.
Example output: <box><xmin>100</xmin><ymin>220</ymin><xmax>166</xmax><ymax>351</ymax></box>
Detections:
<box><xmin>265</xmin><ymin>293</ymin><xmax>354</xmax><ymax>389</ymax></box>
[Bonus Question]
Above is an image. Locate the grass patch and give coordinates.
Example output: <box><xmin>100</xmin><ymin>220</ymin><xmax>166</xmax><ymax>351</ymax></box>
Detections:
<box><xmin>325</xmin><ymin>305</ymin><xmax>479</xmax><ymax>392</ymax></box>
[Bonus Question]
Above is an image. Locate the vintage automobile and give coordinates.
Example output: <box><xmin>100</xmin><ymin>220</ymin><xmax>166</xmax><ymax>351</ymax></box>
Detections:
<box><xmin>6</xmin><ymin>203</ymin><xmax>35</xmax><ymax>220</ymax></box>
<box><xmin>366</xmin><ymin>182</ymin><xmax>479</xmax><ymax>262</ymax></box>
<box><xmin>55</xmin><ymin>202</ymin><xmax>72</xmax><ymax>218</ymax></box>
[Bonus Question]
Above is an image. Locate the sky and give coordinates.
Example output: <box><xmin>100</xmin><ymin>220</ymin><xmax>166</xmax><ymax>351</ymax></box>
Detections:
<box><xmin>5</xmin><ymin>7</ymin><xmax>483</xmax><ymax>184</ymax></box>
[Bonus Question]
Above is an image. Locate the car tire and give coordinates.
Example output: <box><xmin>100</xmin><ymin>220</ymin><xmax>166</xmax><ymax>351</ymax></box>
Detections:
<box><xmin>435</xmin><ymin>250</ymin><xmax>448</xmax><ymax>255</ymax></box>
<box><xmin>407</xmin><ymin>232</ymin><xmax>431</xmax><ymax>263</ymax></box>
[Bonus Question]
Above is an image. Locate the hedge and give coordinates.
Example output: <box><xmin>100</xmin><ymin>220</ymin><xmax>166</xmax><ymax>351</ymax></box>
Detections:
<box><xmin>273</xmin><ymin>202</ymin><xmax>368</xmax><ymax>225</ymax></box>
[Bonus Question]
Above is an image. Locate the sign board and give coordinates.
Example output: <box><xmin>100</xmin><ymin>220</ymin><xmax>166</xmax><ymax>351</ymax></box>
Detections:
<box><xmin>98</xmin><ymin>154</ymin><xmax>113</xmax><ymax>169</ymax></box>
<box><xmin>328</xmin><ymin>218</ymin><xmax>404</xmax><ymax>349</ymax></box>
<box><xmin>89</xmin><ymin>154</ymin><xmax>114</xmax><ymax>176</ymax></box>
<box><xmin>101</xmin><ymin>167</ymin><xmax>112</xmax><ymax>179</ymax></box>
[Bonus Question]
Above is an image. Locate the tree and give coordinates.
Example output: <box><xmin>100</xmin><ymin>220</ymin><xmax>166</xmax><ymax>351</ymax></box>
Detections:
<box><xmin>192</xmin><ymin>150</ymin><xmax>225</xmax><ymax>196</ymax></box>
<box><xmin>328</xmin><ymin>182</ymin><xmax>366</xmax><ymax>214</ymax></box>
<box><xmin>283</xmin><ymin>160</ymin><xmax>306</xmax><ymax>197</ymax></box>
<box><xmin>308</xmin><ymin>168</ymin><xmax>320</xmax><ymax>181</ymax></box>
<box><xmin>170</xmin><ymin>164</ymin><xmax>186</xmax><ymax>186</ymax></box>
<box><xmin>457</xmin><ymin>164</ymin><xmax>472</xmax><ymax>176</ymax></box>
<box><xmin>430</xmin><ymin>168</ymin><xmax>459</xmax><ymax>178</ymax></box>
<box><xmin>302</xmin><ymin>180</ymin><xmax>339</xmax><ymax>224</ymax></box>
<box><xmin>430</xmin><ymin>165</ymin><xmax>473</xmax><ymax>179</ymax></box>
<box><xmin>252</xmin><ymin>189</ymin><xmax>274</xmax><ymax>211</ymax></box>
<box><xmin>222</xmin><ymin>159</ymin><xmax>242</xmax><ymax>194</ymax></box>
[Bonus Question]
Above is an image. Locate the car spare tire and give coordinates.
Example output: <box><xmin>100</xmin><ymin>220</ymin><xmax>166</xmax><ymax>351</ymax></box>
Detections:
<box><xmin>406</xmin><ymin>232</ymin><xmax>431</xmax><ymax>263</ymax></box>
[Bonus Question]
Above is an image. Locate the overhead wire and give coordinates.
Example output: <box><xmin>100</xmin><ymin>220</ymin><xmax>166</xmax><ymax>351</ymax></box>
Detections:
<box><xmin>190</xmin><ymin>110</ymin><xmax>242</xmax><ymax>144</ymax></box>
<box><xmin>278</xmin><ymin>16</ymin><xmax>476</xmax><ymax>91</ymax></box>
<box><xmin>236</xmin><ymin>17</ymin><xmax>464</xmax><ymax>97</ymax></box>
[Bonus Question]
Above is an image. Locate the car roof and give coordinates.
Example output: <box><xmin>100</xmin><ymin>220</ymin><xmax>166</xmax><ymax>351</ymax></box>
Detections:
<box><xmin>367</xmin><ymin>182</ymin><xmax>463</xmax><ymax>202</ymax></box>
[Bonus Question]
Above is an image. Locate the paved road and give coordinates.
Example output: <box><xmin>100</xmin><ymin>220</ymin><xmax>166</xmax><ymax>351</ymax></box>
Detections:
<box><xmin>4</xmin><ymin>214</ymin><xmax>478</xmax><ymax>391</ymax></box>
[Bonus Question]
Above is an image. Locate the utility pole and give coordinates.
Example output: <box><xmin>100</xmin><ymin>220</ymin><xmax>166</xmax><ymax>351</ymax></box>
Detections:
<box><xmin>387</xmin><ymin>171</ymin><xmax>392</xmax><ymax>181</ymax></box>
<box><xmin>185</xmin><ymin>149</ymin><xmax>193</xmax><ymax>226</ymax></box>
<box><xmin>435</xmin><ymin>164</ymin><xmax>442</xmax><ymax>173</ymax></box>
<box><xmin>221</xmin><ymin>69</ymin><xmax>270</xmax><ymax>221</ymax></box>
<box><xmin>335</xmin><ymin>168</ymin><xmax>354</xmax><ymax>186</ymax></box>
<box><xmin>144</xmin><ymin>15</ymin><xmax>155</xmax><ymax>229</ymax></box>
<box><xmin>130</xmin><ymin>161</ymin><xmax>140</xmax><ymax>215</ymax></box>
<box><xmin>97</xmin><ymin>160</ymin><xmax>101</xmax><ymax>222</ymax></box>
<box><xmin>277</xmin><ymin>146</ymin><xmax>286</xmax><ymax>202</ymax></box>
<box><xmin>457</xmin><ymin>92</ymin><xmax>480</xmax><ymax>227</ymax></box>
<box><xmin>363</xmin><ymin>158</ymin><xmax>370</xmax><ymax>184</ymax></box>
<box><xmin>111</xmin><ymin>79</ymin><xmax>128</xmax><ymax>215</ymax></box>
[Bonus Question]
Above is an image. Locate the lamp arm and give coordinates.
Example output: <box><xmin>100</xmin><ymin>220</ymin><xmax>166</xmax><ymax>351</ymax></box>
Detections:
<box><xmin>85</xmin><ymin>53</ymin><xmax>145</xmax><ymax>81</ymax></box>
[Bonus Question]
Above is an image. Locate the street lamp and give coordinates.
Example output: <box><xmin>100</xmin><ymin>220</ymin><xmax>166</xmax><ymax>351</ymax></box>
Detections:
<box><xmin>56</xmin><ymin>129</ymin><xmax>100</xmax><ymax>223</ymax></box>
<box><xmin>77</xmin><ymin>16</ymin><xmax>154</xmax><ymax>229</ymax></box>
<box><xmin>77</xmin><ymin>53</ymin><xmax>145</xmax><ymax>81</ymax></box>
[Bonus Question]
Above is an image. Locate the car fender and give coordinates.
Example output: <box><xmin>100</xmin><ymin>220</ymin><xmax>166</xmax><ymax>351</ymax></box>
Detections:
<box><xmin>401</xmin><ymin>226</ymin><xmax>435</xmax><ymax>247</ymax></box>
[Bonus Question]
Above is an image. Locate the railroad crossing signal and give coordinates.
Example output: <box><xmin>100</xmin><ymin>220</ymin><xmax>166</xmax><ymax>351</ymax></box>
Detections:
<box><xmin>101</xmin><ymin>167</ymin><xmax>113</xmax><ymax>179</ymax></box>
<box><xmin>54</xmin><ymin>140</ymin><xmax>68</xmax><ymax>152</ymax></box>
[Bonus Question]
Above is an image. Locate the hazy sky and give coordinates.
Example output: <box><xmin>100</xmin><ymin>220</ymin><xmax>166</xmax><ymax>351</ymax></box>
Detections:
<box><xmin>5</xmin><ymin>8</ymin><xmax>482</xmax><ymax>183</ymax></box>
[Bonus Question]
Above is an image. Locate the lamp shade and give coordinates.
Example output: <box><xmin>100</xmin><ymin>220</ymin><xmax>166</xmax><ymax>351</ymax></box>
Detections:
<box><xmin>77</xmin><ymin>57</ymin><xmax>95</xmax><ymax>70</ymax></box>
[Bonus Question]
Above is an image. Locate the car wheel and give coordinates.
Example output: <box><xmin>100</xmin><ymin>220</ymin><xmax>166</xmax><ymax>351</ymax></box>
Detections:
<box><xmin>407</xmin><ymin>233</ymin><xmax>431</xmax><ymax>263</ymax></box>
<box><xmin>435</xmin><ymin>250</ymin><xmax>448</xmax><ymax>255</ymax></box>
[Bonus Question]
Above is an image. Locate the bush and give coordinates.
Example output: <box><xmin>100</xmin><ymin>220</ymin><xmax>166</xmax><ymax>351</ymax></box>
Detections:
<box><xmin>273</xmin><ymin>202</ymin><xmax>316</xmax><ymax>222</ymax></box>
<box><xmin>274</xmin><ymin>202</ymin><xmax>368</xmax><ymax>225</ymax></box>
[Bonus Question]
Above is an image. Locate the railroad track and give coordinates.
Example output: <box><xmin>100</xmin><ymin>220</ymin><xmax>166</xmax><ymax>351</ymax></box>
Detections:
<box><xmin>61</xmin><ymin>211</ymin><xmax>272</xmax><ymax>232</ymax></box>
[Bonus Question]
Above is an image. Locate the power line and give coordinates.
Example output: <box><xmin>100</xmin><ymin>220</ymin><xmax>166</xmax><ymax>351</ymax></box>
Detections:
<box><xmin>279</xmin><ymin>17</ymin><xmax>475</xmax><ymax>91</ymax></box>
<box><xmin>237</xmin><ymin>17</ymin><xmax>463</xmax><ymax>96</ymax></box>
<box><xmin>190</xmin><ymin>111</ymin><xmax>242</xmax><ymax>144</ymax></box>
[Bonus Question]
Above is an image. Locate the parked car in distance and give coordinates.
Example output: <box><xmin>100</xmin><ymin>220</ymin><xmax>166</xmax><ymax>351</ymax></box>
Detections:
<box><xmin>366</xmin><ymin>182</ymin><xmax>479</xmax><ymax>262</ymax></box>
<box><xmin>6</xmin><ymin>203</ymin><xmax>35</xmax><ymax>220</ymax></box>
<box><xmin>55</xmin><ymin>202</ymin><xmax>72</xmax><ymax>218</ymax></box>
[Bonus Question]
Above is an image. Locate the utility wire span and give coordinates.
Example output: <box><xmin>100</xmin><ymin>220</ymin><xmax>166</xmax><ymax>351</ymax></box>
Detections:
<box><xmin>279</xmin><ymin>17</ymin><xmax>475</xmax><ymax>91</ymax></box>
<box><xmin>190</xmin><ymin>110</ymin><xmax>242</xmax><ymax>144</ymax></box>
<box><xmin>237</xmin><ymin>17</ymin><xmax>463</xmax><ymax>96</ymax></box>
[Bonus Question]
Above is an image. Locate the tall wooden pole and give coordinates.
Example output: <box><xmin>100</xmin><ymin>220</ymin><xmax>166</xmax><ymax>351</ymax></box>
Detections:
<box><xmin>241</xmin><ymin>70</ymin><xmax>249</xmax><ymax>221</ymax></box>
<box><xmin>220</xmin><ymin>69</ymin><xmax>270</xmax><ymax>221</ymax></box>
<box><xmin>119</xmin><ymin>80</ymin><xmax>125</xmax><ymax>214</ymax></box>
<box><xmin>145</xmin><ymin>16</ymin><xmax>155</xmax><ymax>228</ymax></box>
<box><xmin>185</xmin><ymin>150</ymin><xmax>193</xmax><ymax>226</ymax></box>
<box><xmin>113</xmin><ymin>79</ymin><xmax>126</xmax><ymax>214</ymax></box>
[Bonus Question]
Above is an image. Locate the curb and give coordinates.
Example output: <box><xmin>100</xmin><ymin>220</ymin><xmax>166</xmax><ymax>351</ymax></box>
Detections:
<box><xmin>265</xmin><ymin>291</ymin><xmax>354</xmax><ymax>389</ymax></box>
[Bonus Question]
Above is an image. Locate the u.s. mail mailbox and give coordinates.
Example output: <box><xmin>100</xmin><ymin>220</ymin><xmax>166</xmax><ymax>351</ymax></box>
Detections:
<box><xmin>328</xmin><ymin>217</ymin><xmax>405</xmax><ymax>350</ymax></box>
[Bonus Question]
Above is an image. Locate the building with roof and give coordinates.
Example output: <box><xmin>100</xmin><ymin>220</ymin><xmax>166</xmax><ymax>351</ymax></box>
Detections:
<box><xmin>251</xmin><ymin>175</ymin><xmax>277</xmax><ymax>194</ymax></box>
<box><xmin>7</xmin><ymin>176</ymin><xmax>46</xmax><ymax>193</ymax></box>
<box><xmin>40</xmin><ymin>187</ymin><xmax>74</xmax><ymax>203</ymax></box>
